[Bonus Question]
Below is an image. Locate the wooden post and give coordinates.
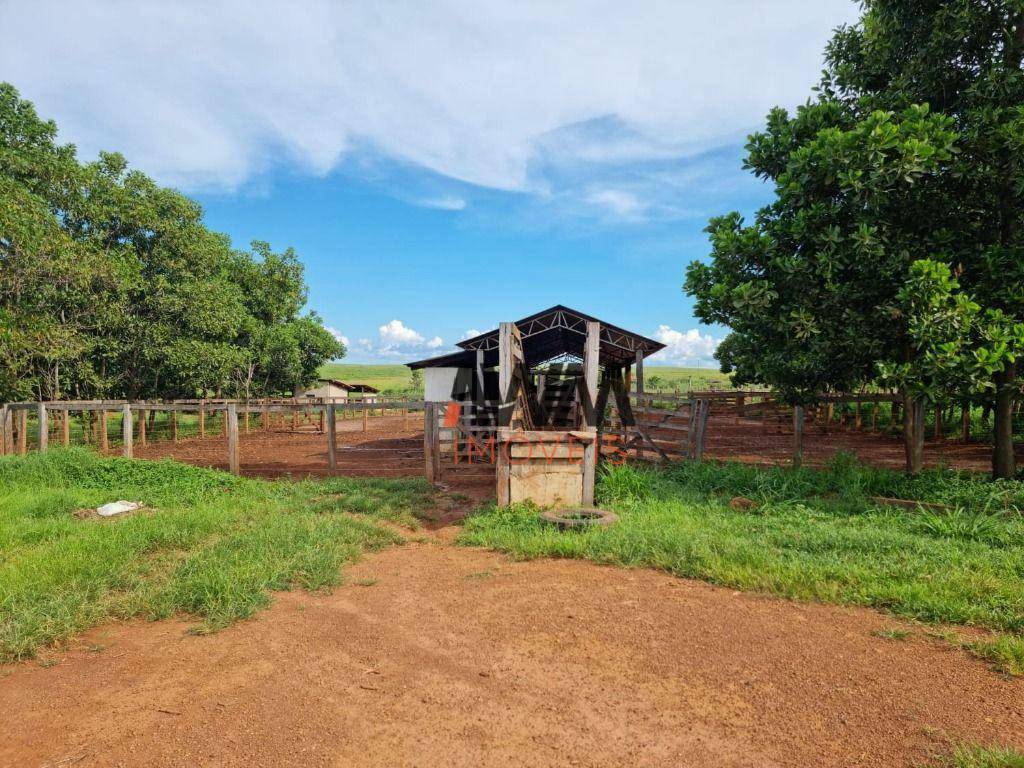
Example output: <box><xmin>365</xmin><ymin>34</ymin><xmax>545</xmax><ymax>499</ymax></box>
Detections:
<box><xmin>122</xmin><ymin>404</ymin><xmax>133</xmax><ymax>458</ymax></box>
<box><xmin>291</xmin><ymin>398</ymin><xmax>298</xmax><ymax>431</ymax></box>
<box><xmin>199</xmin><ymin>400</ymin><xmax>206</xmax><ymax>439</ymax></box>
<box><xmin>582</xmin><ymin>321</ymin><xmax>600</xmax><ymax>506</ymax></box>
<box><xmin>226</xmin><ymin>403</ymin><xmax>239</xmax><ymax>475</ymax></box>
<box><xmin>244</xmin><ymin>407</ymin><xmax>250</xmax><ymax>435</ymax></box>
<box><xmin>0</xmin><ymin>405</ymin><xmax>7</xmax><ymax>456</ymax></box>
<box><xmin>326</xmin><ymin>405</ymin><xmax>336</xmax><ymax>470</ymax></box>
<box><xmin>61</xmin><ymin>409</ymin><xmax>70</xmax><ymax>446</ymax></box>
<box><xmin>498</xmin><ymin>322</ymin><xmax>513</xmax><ymax>427</ymax></box>
<box><xmin>424</xmin><ymin>403</ymin><xmax>438</xmax><ymax>484</ymax></box>
<box><xmin>18</xmin><ymin>410</ymin><xmax>27</xmax><ymax>454</ymax></box>
<box><xmin>262</xmin><ymin>400</ymin><xmax>269</xmax><ymax>432</ymax></box>
<box><xmin>38</xmin><ymin>403</ymin><xmax>48</xmax><ymax>453</ymax></box>
<box><xmin>694</xmin><ymin>399</ymin><xmax>710</xmax><ymax>461</ymax></box>
<box><xmin>170</xmin><ymin>411</ymin><xmax>179</xmax><ymax>443</ymax></box>
<box><xmin>793</xmin><ymin>405</ymin><xmax>804</xmax><ymax>467</ymax></box>
<box><xmin>137</xmin><ymin>408</ymin><xmax>147</xmax><ymax>447</ymax></box>
<box><xmin>319</xmin><ymin>407</ymin><xmax>325</xmax><ymax>434</ymax></box>
<box><xmin>475</xmin><ymin>349</ymin><xmax>486</xmax><ymax>406</ymax></box>
<box><xmin>99</xmin><ymin>410</ymin><xmax>109</xmax><ymax>451</ymax></box>
<box><xmin>496</xmin><ymin>427</ymin><xmax>510</xmax><ymax>506</ymax></box>
<box><xmin>635</xmin><ymin>349</ymin><xmax>645</xmax><ymax>459</ymax></box>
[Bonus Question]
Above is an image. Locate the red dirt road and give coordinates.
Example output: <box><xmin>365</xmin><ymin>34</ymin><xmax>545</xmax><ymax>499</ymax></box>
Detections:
<box><xmin>3</xmin><ymin>542</ymin><xmax>1022</xmax><ymax>768</ymax></box>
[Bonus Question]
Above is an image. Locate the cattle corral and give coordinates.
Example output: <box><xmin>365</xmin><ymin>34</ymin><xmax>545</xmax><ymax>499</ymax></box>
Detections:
<box><xmin>2</xmin><ymin>391</ymin><xmax>1013</xmax><ymax>494</ymax></box>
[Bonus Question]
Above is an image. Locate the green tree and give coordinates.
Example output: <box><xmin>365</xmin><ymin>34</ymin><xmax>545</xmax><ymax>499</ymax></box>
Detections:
<box><xmin>686</xmin><ymin>2</ymin><xmax>1024</xmax><ymax>476</ymax></box>
<box><xmin>0</xmin><ymin>82</ymin><xmax>344</xmax><ymax>403</ymax></box>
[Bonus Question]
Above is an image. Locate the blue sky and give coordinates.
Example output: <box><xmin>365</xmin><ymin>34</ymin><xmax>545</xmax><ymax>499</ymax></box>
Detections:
<box><xmin>1</xmin><ymin>1</ymin><xmax>860</xmax><ymax>364</ymax></box>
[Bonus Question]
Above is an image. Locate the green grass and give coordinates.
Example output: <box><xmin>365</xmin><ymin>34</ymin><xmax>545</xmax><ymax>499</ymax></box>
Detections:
<box><xmin>639</xmin><ymin>366</ymin><xmax>733</xmax><ymax>392</ymax></box>
<box><xmin>318</xmin><ymin>363</ymin><xmax>418</xmax><ymax>395</ymax></box>
<box><xmin>318</xmin><ymin>362</ymin><xmax>735</xmax><ymax>395</ymax></box>
<box><xmin>0</xmin><ymin>448</ymin><xmax>434</xmax><ymax>662</ymax></box>
<box><xmin>931</xmin><ymin>746</ymin><xmax>1024</xmax><ymax>767</ymax></box>
<box><xmin>459</xmin><ymin>457</ymin><xmax>1024</xmax><ymax>666</ymax></box>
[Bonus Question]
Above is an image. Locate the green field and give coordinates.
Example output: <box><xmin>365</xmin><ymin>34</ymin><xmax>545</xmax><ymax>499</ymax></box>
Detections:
<box><xmin>318</xmin><ymin>363</ymin><xmax>418</xmax><ymax>394</ymax></box>
<box><xmin>318</xmin><ymin>362</ymin><xmax>731</xmax><ymax>395</ymax></box>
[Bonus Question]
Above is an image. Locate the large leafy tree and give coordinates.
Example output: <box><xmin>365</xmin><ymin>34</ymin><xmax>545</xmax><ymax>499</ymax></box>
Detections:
<box><xmin>686</xmin><ymin>1</ymin><xmax>1024</xmax><ymax>476</ymax></box>
<box><xmin>0</xmin><ymin>83</ymin><xmax>343</xmax><ymax>402</ymax></box>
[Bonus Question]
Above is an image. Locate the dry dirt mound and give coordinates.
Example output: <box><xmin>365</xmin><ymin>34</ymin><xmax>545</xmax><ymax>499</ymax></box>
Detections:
<box><xmin>2</xmin><ymin>543</ymin><xmax>1022</xmax><ymax>767</ymax></box>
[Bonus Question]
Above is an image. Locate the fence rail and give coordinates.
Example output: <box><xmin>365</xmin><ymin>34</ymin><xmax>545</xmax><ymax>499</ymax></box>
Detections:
<box><xmin>0</xmin><ymin>397</ymin><xmax>426</xmax><ymax>474</ymax></box>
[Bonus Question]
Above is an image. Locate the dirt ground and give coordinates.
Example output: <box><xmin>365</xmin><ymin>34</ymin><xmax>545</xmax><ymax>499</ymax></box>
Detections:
<box><xmin>699</xmin><ymin>414</ymin><xmax>1021</xmax><ymax>471</ymax></box>
<box><xmin>2</xmin><ymin>539</ymin><xmax>1022</xmax><ymax>768</ymax></box>
<box><xmin>133</xmin><ymin>414</ymin><xmax>427</xmax><ymax>478</ymax></box>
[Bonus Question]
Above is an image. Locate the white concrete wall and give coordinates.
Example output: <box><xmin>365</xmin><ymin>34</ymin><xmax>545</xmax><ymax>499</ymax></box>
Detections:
<box><xmin>424</xmin><ymin>367</ymin><xmax>471</xmax><ymax>402</ymax></box>
<box><xmin>297</xmin><ymin>382</ymin><xmax>349</xmax><ymax>400</ymax></box>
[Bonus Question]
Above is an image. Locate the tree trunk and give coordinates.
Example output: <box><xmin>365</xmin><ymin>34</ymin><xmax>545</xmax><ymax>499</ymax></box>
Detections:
<box><xmin>903</xmin><ymin>393</ymin><xmax>924</xmax><ymax>474</ymax></box>
<box><xmin>993</xmin><ymin>361</ymin><xmax>1017</xmax><ymax>479</ymax></box>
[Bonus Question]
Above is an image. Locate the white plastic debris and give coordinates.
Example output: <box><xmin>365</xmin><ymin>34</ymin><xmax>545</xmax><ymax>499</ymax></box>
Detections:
<box><xmin>96</xmin><ymin>500</ymin><xmax>142</xmax><ymax>517</ymax></box>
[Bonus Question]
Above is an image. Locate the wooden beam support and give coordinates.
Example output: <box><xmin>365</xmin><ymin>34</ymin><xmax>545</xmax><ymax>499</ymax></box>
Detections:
<box><xmin>582</xmin><ymin>321</ymin><xmax>600</xmax><ymax>506</ymax></box>
<box><xmin>635</xmin><ymin>349</ymin><xmax>645</xmax><ymax>459</ymax></box>
<box><xmin>498</xmin><ymin>322</ymin><xmax>512</xmax><ymax>426</ymax></box>
<box><xmin>99</xmin><ymin>410</ymin><xmax>109</xmax><ymax>451</ymax></box>
<box><xmin>582</xmin><ymin>321</ymin><xmax>600</xmax><ymax>428</ymax></box>
<box><xmin>475</xmin><ymin>349</ymin><xmax>486</xmax><ymax>405</ymax></box>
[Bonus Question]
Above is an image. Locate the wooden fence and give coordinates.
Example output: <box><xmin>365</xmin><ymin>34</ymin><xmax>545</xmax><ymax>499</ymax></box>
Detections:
<box><xmin>0</xmin><ymin>397</ymin><xmax>426</xmax><ymax>475</ymax></box>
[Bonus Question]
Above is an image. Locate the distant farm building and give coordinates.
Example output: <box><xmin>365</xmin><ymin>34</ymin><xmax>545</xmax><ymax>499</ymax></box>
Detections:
<box><xmin>296</xmin><ymin>379</ymin><xmax>380</xmax><ymax>401</ymax></box>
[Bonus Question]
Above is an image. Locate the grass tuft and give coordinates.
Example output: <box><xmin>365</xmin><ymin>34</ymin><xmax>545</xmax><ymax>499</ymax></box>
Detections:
<box><xmin>964</xmin><ymin>635</ymin><xmax>1024</xmax><ymax>677</ymax></box>
<box><xmin>934</xmin><ymin>745</ymin><xmax>1024</xmax><ymax>767</ymax></box>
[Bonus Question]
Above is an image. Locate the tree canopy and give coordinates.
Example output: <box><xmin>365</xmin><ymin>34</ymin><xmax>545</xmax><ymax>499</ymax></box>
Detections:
<box><xmin>0</xmin><ymin>82</ymin><xmax>344</xmax><ymax>402</ymax></box>
<box><xmin>685</xmin><ymin>0</ymin><xmax>1024</xmax><ymax>476</ymax></box>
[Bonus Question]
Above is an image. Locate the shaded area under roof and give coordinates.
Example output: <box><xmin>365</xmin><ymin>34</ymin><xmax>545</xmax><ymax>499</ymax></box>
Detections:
<box><xmin>407</xmin><ymin>305</ymin><xmax>665</xmax><ymax>370</ymax></box>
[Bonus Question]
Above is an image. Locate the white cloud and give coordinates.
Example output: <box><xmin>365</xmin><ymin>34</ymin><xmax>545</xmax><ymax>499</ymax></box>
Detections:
<box><xmin>418</xmin><ymin>196</ymin><xmax>466</xmax><ymax>211</ymax></box>
<box><xmin>324</xmin><ymin>326</ymin><xmax>349</xmax><ymax>347</ymax></box>
<box><xmin>378</xmin><ymin>319</ymin><xmax>425</xmax><ymax>348</ymax></box>
<box><xmin>0</xmin><ymin>1</ymin><xmax>858</xmax><ymax>199</ymax></box>
<box><xmin>460</xmin><ymin>329</ymin><xmax>483</xmax><ymax>340</ymax></box>
<box><xmin>650</xmin><ymin>325</ymin><xmax>721</xmax><ymax>365</ymax></box>
<box><xmin>371</xmin><ymin>319</ymin><xmax>448</xmax><ymax>358</ymax></box>
<box><xmin>585</xmin><ymin>189</ymin><xmax>645</xmax><ymax>220</ymax></box>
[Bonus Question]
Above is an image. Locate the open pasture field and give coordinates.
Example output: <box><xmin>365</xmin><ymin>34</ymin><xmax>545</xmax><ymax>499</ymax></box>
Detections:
<box><xmin>318</xmin><ymin>363</ymin><xmax>419</xmax><ymax>393</ymax></box>
<box><xmin>316</xmin><ymin>362</ymin><xmax>733</xmax><ymax>395</ymax></box>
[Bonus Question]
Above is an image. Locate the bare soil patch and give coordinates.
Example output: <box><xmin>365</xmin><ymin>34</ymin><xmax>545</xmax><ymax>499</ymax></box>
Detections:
<box><xmin>2</xmin><ymin>543</ymin><xmax>1021</xmax><ymax>768</ymax></box>
<box><xmin>702</xmin><ymin>414</ymin><xmax>1016</xmax><ymax>471</ymax></box>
